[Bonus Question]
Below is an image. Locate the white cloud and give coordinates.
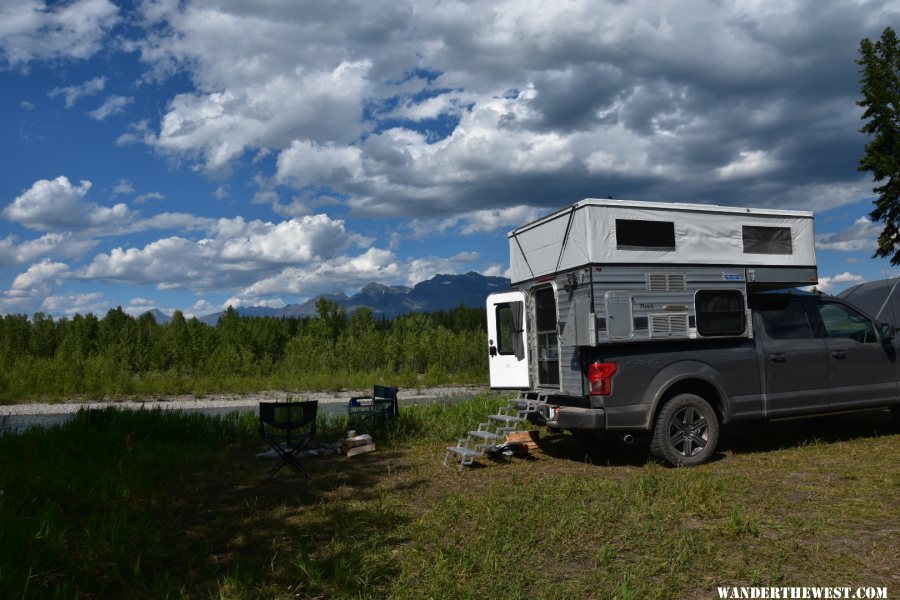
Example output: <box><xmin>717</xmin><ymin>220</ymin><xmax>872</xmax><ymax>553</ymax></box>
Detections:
<box><xmin>113</xmin><ymin>178</ymin><xmax>135</xmax><ymax>195</ymax></box>
<box><xmin>119</xmin><ymin>0</ymin><xmax>894</xmax><ymax>218</ymax></box>
<box><xmin>816</xmin><ymin>216</ymin><xmax>880</xmax><ymax>252</ymax></box>
<box><xmin>234</xmin><ymin>247</ymin><xmax>401</xmax><ymax>301</ymax></box>
<box><xmin>143</xmin><ymin>61</ymin><xmax>372</xmax><ymax>175</ymax></box>
<box><xmin>186</xmin><ymin>298</ymin><xmax>215</xmax><ymax>318</ymax></box>
<box><xmin>219</xmin><ymin>215</ymin><xmax>350</xmax><ymax>264</ymax></box>
<box><xmin>87</xmin><ymin>95</ymin><xmax>133</xmax><ymax>120</ymax></box>
<box><xmin>135</xmin><ymin>192</ymin><xmax>165</xmax><ymax>204</ymax></box>
<box><xmin>0</xmin><ymin>232</ymin><xmax>98</xmax><ymax>265</ymax></box>
<box><xmin>4</xmin><ymin>176</ymin><xmax>133</xmax><ymax>231</ymax></box>
<box><xmin>0</xmin><ymin>0</ymin><xmax>119</xmax><ymax>69</ymax></box>
<box><xmin>78</xmin><ymin>214</ymin><xmax>365</xmax><ymax>292</ymax></box>
<box><xmin>481</xmin><ymin>263</ymin><xmax>508</xmax><ymax>278</ymax></box>
<box><xmin>42</xmin><ymin>292</ymin><xmax>106</xmax><ymax>316</ymax></box>
<box><xmin>222</xmin><ymin>296</ymin><xmax>286</xmax><ymax>309</ymax></box>
<box><xmin>813</xmin><ymin>272</ymin><xmax>865</xmax><ymax>293</ymax></box>
<box><xmin>715</xmin><ymin>150</ymin><xmax>780</xmax><ymax>180</ymax></box>
<box><xmin>275</xmin><ymin>141</ymin><xmax>364</xmax><ymax>189</ymax></box>
<box><xmin>48</xmin><ymin>76</ymin><xmax>106</xmax><ymax>108</ymax></box>
<box><xmin>11</xmin><ymin>259</ymin><xmax>69</xmax><ymax>291</ymax></box>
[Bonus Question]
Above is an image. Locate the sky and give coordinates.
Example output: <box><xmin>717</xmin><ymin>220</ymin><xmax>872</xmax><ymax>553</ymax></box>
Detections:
<box><xmin>0</xmin><ymin>0</ymin><xmax>898</xmax><ymax>319</ymax></box>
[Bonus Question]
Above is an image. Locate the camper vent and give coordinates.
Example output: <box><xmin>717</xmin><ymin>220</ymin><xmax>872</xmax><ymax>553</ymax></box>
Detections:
<box><xmin>647</xmin><ymin>273</ymin><xmax>686</xmax><ymax>292</ymax></box>
<box><xmin>649</xmin><ymin>313</ymin><xmax>689</xmax><ymax>338</ymax></box>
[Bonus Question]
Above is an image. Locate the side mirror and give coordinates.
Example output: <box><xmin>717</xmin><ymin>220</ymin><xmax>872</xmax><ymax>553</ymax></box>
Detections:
<box><xmin>879</xmin><ymin>322</ymin><xmax>895</xmax><ymax>342</ymax></box>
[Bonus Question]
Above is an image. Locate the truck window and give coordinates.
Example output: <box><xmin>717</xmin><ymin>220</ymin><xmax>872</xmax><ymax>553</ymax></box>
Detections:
<box><xmin>756</xmin><ymin>299</ymin><xmax>813</xmax><ymax>339</ymax></box>
<box><xmin>742</xmin><ymin>225</ymin><xmax>792</xmax><ymax>255</ymax></box>
<box><xmin>615</xmin><ymin>219</ymin><xmax>676</xmax><ymax>250</ymax></box>
<box><xmin>695</xmin><ymin>289</ymin><xmax>745</xmax><ymax>336</ymax></box>
<box><xmin>815</xmin><ymin>302</ymin><xmax>877</xmax><ymax>343</ymax></box>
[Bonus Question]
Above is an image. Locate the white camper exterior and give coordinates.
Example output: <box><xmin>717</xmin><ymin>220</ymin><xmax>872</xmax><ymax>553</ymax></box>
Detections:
<box><xmin>487</xmin><ymin>199</ymin><xmax>818</xmax><ymax>392</ymax></box>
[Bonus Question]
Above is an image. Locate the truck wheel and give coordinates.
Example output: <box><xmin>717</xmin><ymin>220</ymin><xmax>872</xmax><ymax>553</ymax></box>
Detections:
<box><xmin>650</xmin><ymin>394</ymin><xmax>719</xmax><ymax>467</ymax></box>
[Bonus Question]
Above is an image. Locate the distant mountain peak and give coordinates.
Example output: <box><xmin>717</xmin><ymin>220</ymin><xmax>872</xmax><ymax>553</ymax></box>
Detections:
<box><xmin>197</xmin><ymin>271</ymin><xmax>510</xmax><ymax>323</ymax></box>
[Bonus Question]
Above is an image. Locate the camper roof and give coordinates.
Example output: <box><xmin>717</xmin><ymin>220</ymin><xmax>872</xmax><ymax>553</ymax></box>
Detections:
<box><xmin>508</xmin><ymin>199</ymin><xmax>816</xmax><ymax>284</ymax></box>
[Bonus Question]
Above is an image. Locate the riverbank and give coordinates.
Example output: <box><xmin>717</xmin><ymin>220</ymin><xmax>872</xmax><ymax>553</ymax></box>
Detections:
<box><xmin>0</xmin><ymin>385</ymin><xmax>488</xmax><ymax>417</ymax></box>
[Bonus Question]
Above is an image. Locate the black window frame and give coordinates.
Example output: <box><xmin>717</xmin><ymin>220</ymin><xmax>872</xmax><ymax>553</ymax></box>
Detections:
<box><xmin>742</xmin><ymin>225</ymin><xmax>793</xmax><ymax>255</ymax></box>
<box><xmin>494</xmin><ymin>302</ymin><xmax>516</xmax><ymax>356</ymax></box>
<box><xmin>615</xmin><ymin>219</ymin><xmax>676</xmax><ymax>251</ymax></box>
<box><xmin>695</xmin><ymin>289</ymin><xmax>746</xmax><ymax>337</ymax></box>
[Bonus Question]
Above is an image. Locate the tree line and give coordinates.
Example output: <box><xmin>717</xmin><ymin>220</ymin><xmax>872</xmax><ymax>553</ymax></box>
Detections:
<box><xmin>0</xmin><ymin>299</ymin><xmax>489</xmax><ymax>402</ymax></box>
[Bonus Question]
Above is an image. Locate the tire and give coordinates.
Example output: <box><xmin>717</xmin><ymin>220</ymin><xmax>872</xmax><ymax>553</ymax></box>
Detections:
<box><xmin>650</xmin><ymin>393</ymin><xmax>720</xmax><ymax>467</ymax></box>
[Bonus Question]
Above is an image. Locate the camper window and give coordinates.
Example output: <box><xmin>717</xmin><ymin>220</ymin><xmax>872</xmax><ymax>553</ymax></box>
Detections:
<box><xmin>695</xmin><ymin>290</ymin><xmax>746</xmax><ymax>337</ymax></box>
<box><xmin>615</xmin><ymin>219</ymin><xmax>676</xmax><ymax>250</ymax></box>
<box><xmin>495</xmin><ymin>303</ymin><xmax>515</xmax><ymax>355</ymax></box>
<box><xmin>742</xmin><ymin>226</ymin><xmax>792</xmax><ymax>255</ymax></box>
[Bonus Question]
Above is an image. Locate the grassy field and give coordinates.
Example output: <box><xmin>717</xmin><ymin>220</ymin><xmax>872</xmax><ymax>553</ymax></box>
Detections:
<box><xmin>0</xmin><ymin>396</ymin><xmax>897</xmax><ymax>599</ymax></box>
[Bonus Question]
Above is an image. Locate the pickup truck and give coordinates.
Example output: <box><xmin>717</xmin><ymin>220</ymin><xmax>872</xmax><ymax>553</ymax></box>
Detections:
<box><xmin>541</xmin><ymin>290</ymin><xmax>900</xmax><ymax>466</ymax></box>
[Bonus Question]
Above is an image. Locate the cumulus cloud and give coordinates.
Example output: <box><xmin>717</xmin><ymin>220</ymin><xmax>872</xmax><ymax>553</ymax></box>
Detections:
<box><xmin>3</xmin><ymin>176</ymin><xmax>133</xmax><ymax>231</ymax></box>
<box><xmin>0</xmin><ymin>0</ymin><xmax>119</xmax><ymax>69</ymax></box>
<box><xmin>816</xmin><ymin>216</ymin><xmax>880</xmax><ymax>252</ymax></box>
<box><xmin>0</xmin><ymin>232</ymin><xmax>98</xmax><ymax>265</ymax></box>
<box><xmin>79</xmin><ymin>214</ymin><xmax>366</xmax><ymax>292</ymax></box>
<box><xmin>118</xmin><ymin>0</ymin><xmax>899</xmax><ymax>216</ymax></box>
<box><xmin>48</xmin><ymin>76</ymin><xmax>106</xmax><ymax>107</ymax></box>
<box><xmin>814</xmin><ymin>271</ymin><xmax>865</xmax><ymax>293</ymax></box>
<box><xmin>11</xmin><ymin>259</ymin><xmax>70</xmax><ymax>291</ymax></box>
<box><xmin>42</xmin><ymin>292</ymin><xmax>106</xmax><ymax>316</ymax></box>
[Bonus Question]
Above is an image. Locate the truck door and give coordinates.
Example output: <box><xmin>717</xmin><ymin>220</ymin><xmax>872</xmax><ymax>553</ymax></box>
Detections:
<box><xmin>754</xmin><ymin>296</ymin><xmax>830</xmax><ymax>417</ymax></box>
<box><xmin>809</xmin><ymin>299</ymin><xmax>899</xmax><ymax>409</ymax></box>
<box><xmin>487</xmin><ymin>291</ymin><xmax>530</xmax><ymax>389</ymax></box>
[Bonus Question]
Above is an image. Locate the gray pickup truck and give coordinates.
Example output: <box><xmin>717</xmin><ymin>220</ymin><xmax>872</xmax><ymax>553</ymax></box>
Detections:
<box><xmin>542</xmin><ymin>290</ymin><xmax>900</xmax><ymax>466</ymax></box>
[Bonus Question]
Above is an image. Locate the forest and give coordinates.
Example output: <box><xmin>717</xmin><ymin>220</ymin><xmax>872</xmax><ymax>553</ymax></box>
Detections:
<box><xmin>0</xmin><ymin>299</ymin><xmax>488</xmax><ymax>402</ymax></box>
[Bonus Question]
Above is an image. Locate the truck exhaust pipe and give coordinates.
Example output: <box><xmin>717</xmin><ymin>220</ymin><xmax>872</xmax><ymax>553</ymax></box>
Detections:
<box><xmin>619</xmin><ymin>433</ymin><xmax>634</xmax><ymax>445</ymax></box>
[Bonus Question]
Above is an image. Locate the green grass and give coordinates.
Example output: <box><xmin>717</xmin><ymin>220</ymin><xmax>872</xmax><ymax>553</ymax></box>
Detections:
<box><xmin>0</xmin><ymin>398</ymin><xmax>897</xmax><ymax>599</ymax></box>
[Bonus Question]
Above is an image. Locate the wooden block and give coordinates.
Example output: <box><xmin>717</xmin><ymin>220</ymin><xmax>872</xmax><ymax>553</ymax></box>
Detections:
<box><xmin>505</xmin><ymin>430</ymin><xmax>539</xmax><ymax>449</ymax></box>
<box><xmin>345</xmin><ymin>443</ymin><xmax>376</xmax><ymax>457</ymax></box>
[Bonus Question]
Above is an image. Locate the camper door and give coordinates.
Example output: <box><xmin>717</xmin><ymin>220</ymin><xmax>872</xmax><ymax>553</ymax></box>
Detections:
<box><xmin>487</xmin><ymin>291</ymin><xmax>531</xmax><ymax>389</ymax></box>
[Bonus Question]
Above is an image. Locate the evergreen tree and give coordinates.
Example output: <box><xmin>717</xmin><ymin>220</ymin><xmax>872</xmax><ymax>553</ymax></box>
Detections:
<box><xmin>859</xmin><ymin>27</ymin><xmax>900</xmax><ymax>263</ymax></box>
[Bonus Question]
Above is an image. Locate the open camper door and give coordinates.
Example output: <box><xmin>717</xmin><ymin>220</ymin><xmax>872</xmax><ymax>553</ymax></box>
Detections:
<box><xmin>486</xmin><ymin>291</ymin><xmax>531</xmax><ymax>389</ymax></box>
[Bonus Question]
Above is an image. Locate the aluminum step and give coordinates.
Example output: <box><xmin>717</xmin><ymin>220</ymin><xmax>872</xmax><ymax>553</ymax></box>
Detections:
<box><xmin>489</xmin><ymin>414</ymin><xmax>525</xmax><ymax>424</ymax></box>
<box><xmin>446</xmin><ymin>446</ymin><xmax>481</xmax><ymax>459</ymax></box>
<box><xmin>468</xmin><ymin>430</ymin><xmax>501</xmax><ymax>441</ymax></box>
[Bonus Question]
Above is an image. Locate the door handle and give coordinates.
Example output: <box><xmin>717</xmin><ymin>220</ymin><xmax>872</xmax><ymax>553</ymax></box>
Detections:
<box><xmin>769</xmin><ymin>353</ymin><xmax>786</xmax><ymax>363</ymax></box>
<box><xmin>831</xmin><ymin>350</ymin><xmax>846</xmax><ymax>360</ymax></box>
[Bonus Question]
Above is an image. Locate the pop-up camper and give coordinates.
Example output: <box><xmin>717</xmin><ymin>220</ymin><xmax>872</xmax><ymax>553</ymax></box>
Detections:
<box><xmin>486</xmin><ymin>199</ymin><xmax>818</xmax><ymax>395</ymax></box>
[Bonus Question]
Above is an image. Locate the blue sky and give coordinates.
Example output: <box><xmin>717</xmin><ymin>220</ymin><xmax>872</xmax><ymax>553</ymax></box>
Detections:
<box><xmin>0</xmin><ymin>0</ymin><xmax>897</xmax><ymax>318</ymax></box>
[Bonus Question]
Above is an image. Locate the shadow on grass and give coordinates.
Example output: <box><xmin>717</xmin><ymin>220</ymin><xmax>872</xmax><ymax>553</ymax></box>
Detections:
<box><xmin>718</xmin><ymin>408</ymin><xmax>897</xmax><ymax>455</ymax></box>
<box><xmin>534</xmin><ymin>409</ymin><xmax>897</xmax><ymax>468</ymax></box>
<box><xmin>155</xmin><ymin>443</ymin><xmax>426</xmax><ymax>597</ymax></box>
<box><xmin>0</xmin><ymin>407</ymin><xmax>428</xmax><ymax>599</ymax></box>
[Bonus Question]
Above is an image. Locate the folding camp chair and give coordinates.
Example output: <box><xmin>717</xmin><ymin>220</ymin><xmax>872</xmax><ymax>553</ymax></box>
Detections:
<box><xmin>258</xmin><ymin>401</ymin><xmax>318</xmax><ymax>478</ymax></box>
<box><xmin>347</xmin><ymin>385</ymin><xmax>399</xmax><ymax>434</ymax></box>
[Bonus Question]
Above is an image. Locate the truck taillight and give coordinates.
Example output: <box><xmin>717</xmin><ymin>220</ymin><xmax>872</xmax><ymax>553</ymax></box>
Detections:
<box><xmin>587</xmin><ymin>361</ymin><xmax>617</xmax><ymax>396</ymax></box>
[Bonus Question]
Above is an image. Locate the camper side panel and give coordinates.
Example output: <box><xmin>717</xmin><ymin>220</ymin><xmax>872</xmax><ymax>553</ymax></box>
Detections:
<box><xmin>592</xmin><ymin>266</ymin><xmax>750</xmax><ymax>344</ymax></box>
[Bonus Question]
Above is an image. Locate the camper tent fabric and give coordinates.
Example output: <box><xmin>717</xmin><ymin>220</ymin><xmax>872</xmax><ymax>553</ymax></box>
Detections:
<box><xmin>838</xmin><ymin>278</ymin><xmax>900</xmax><ymax>326</ymax></box>
<box><xmin>509</xmin><ymin>199</ymin><xmax>816</xmax><ymax>284</ymax></box>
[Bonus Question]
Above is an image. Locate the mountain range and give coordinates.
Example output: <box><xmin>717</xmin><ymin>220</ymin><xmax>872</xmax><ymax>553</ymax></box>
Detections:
<box><xmin>145</xmin><ymin>272</ymin><xmax>511</xmax><ymax>325</ymax></box>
